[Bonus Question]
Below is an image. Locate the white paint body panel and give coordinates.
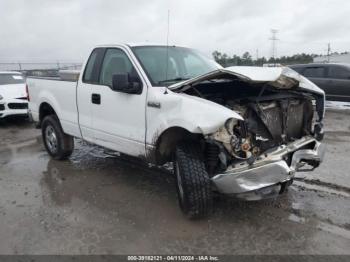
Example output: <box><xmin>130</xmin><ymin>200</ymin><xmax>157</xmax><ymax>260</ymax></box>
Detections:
<box><xmin>145</xmin><ymin>87</ymin><xmax>242</xmax><ymax>146</ymax></box>
<box><xmin>27</xmin><ymin>78</ymin><xmax>81</xmax><ymax>137</ymax></box>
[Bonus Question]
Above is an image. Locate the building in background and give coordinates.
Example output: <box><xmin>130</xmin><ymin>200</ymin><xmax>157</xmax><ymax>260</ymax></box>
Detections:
<box><xmin>314</xmin><ymin>53</ymin><xmax>350</xmax><ymax>63</ymax></box>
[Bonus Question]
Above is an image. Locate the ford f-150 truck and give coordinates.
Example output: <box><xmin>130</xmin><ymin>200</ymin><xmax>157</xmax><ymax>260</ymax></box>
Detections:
<box><xmin>28</xmin><ymin>44</ymin><xmax>325</xmax><ymax>219</ymax></box>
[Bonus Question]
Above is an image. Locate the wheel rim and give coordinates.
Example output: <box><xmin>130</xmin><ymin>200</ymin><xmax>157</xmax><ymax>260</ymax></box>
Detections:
<box><xmin>175</xmin><ymin>162</ymin><xmax>185</xmax><ymax>201</ymax></box>
<box><xmin>45</xmin><ymin>125</ymin><xmax>58</xmax><ymax>154</ymax></box>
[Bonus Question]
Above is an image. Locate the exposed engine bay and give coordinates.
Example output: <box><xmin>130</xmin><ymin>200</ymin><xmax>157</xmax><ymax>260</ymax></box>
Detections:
<box><xmin>181</xmin><ymin>78</ymin><xmax>319</xmax><ymax>175</ymax></box>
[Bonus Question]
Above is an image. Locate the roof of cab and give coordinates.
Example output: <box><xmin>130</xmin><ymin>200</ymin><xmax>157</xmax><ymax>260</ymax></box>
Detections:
<box><xmin>95</xmin><ymin>43</ymin><xmax>186</xmax><ymax>48</ymax></box>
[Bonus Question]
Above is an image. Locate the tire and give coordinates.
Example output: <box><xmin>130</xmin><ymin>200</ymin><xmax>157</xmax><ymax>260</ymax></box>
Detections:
<box><xmin>41</xmin><ymin>115</ymin><xmax>74</xmax><ymax>160</ymax></box>
<box><xmin>174</xmin><ymin>142</ymin><xmax>213</xmax><ymax>219</ymax></box>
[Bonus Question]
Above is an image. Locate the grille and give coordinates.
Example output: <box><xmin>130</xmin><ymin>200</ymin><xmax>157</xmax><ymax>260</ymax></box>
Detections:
<box><xmin>261</xmin><ymin>102</ymin><xmax>306</xmax><ymax>140</ymax></box>
<box><xmin>8</xmin><ymin>103</ymin><xmax>28</xmax><ymax>109</ymax></box>
<box><xmin>0</xmin><ymin>104</ymin><xmax>4</xmax><ymax>111</ymax></box>
<box><xmin>286</xmin><ymin>101</ymin><xmax>306</xmax><ymax>138</ymax></box>
<box><xmin>250</xmin><ymin>99</ymin><xmax>313</xmax><ymax>143</ymax></box>
<box><xmin>261</xmin><ymin>105</ymin><xmax>283</xmax><ymax>140</ymax></box>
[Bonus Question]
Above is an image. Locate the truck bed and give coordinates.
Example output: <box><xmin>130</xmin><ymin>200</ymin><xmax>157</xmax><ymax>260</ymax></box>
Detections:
<box><xmin>27</xmin><ymin>76</ymin><xmax>81</xmax><ymax>138</ymax></box>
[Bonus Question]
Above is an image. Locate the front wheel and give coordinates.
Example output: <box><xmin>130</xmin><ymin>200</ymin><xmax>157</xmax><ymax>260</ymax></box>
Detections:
<box><xmin>42</xmin><ymin>115</ymin><xmax>74</xmax><ymax>160</ymax></box>
<box><xmin>174</xmin><ymin>142</ymin><xmax>213</xmax><ymax>219</ymax></box>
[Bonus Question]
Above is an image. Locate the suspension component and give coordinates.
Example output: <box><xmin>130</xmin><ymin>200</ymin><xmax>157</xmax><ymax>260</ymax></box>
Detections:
<box><xmin>205</xmin><ymin>143</ymin><xmax>220</xmax><ymax>175</ymax></box>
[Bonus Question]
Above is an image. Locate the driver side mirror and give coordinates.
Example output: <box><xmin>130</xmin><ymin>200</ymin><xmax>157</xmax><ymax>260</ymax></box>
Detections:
<box><xmin>111</xmin><ymin>73</ymin><xmax>142</xmax><ymax>94</ymax></box>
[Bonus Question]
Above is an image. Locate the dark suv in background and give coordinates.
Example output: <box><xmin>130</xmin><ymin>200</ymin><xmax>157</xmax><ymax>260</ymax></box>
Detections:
<box><xmin>289</xmin><ymin>63</ymin><xmax>350</xmax><ymax>102</ymax></box>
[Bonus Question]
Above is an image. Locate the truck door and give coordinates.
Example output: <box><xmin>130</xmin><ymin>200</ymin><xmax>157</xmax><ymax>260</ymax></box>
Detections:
<box><xmin>77</xmin><ymin>48</ymin><xmax>106</xmax><ymax>143</ymax></box>
<box><xmin>90</xmin><ymin>47</ymin><xmax>147</xmax><ymax>156</ymax></box>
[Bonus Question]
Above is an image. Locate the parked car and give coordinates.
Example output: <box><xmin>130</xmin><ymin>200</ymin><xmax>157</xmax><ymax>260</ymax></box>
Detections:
<box><xmin>289</xmin><ymin>63</ymin><xmax>350</xmax><ymax>102</ymax></box>
<box><xmin>0</xmin><ymin>71</ymin><xmax>29</xmax><ymax>119</ymax></box>
<box><xmin>27</xmin><ymin>44</ymin><xmax>325</xmax><ymax>219</ymax></box>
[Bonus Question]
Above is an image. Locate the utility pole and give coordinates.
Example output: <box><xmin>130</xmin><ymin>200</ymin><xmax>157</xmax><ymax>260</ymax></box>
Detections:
<box><xmin>327</xmin><ymin>43</ymin><xmax>331</xmax><ymax>62</ymax></box>
<box><xmin>256</xmin><ymin>49</ymin><xmax>259</xmax><ymax>66</ymax></box>
<box><xmin>269</xmin><ymin>29</ymin><xmax>279</xmax><ymax>64</ymax></box>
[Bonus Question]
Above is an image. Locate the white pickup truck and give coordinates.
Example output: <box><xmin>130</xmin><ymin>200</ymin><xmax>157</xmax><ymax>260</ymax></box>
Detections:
<box><xmin>28</xmin><ymin>44</ymin><xmax>325</xmax><ymax>219</ymax></box>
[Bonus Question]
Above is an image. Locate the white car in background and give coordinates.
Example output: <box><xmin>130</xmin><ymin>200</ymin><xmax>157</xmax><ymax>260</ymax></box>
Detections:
<box><xmin>0</xmin><ymin>71</ymin><xmax>29</xmax><ymax>119</ymax></box>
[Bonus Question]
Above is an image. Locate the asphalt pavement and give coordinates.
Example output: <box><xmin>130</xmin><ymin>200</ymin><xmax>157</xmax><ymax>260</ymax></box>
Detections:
<box><xmin>0</xmin><ymin>108</ymin><xmax>349</xmax><ymax>254</ymax></box>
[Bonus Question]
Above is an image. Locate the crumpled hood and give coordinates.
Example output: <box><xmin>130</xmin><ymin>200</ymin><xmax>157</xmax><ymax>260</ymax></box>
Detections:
<box><xmin>0</xmin><ymin>83</ymin><xmax>27</xmax><ymax>100</ymax></box>
<box><xmin>169</xmin><ymin>66</ymin><xmax>325</xmax><ymax>96</ymax></box>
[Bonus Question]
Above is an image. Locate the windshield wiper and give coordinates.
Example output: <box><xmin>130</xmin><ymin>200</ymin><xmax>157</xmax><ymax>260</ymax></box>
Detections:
<box><xmin>158</xmin><ymin>77</ymin><xmax>190</xmax><ymax>84</ymax></box>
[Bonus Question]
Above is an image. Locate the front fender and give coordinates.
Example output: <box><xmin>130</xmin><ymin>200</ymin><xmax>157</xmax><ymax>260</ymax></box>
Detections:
<box><xmin>146</xmin><ymin>88</ymin><xmax>243</xmax><ymax>145</ymax></box>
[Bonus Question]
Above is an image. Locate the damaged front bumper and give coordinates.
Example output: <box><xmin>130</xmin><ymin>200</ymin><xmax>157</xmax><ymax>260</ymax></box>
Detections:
<box><xmin>211</xmin><ymin>136</ymin><xmax>325</xmax><ymax>200</ymax></box>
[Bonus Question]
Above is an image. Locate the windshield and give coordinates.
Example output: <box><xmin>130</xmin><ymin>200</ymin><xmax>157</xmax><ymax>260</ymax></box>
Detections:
<box><xmin>132</xmin><ymin>46</ymin><xmax>219</xmax><ymax>86</ymax></box>
<box><xmin>0</xmin><ymin>74</ymin><xmax>25</xmax><ymax>85</ymax></box>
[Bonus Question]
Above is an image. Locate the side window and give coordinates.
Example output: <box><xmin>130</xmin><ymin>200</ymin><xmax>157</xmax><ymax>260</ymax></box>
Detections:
<box><xmin>303</xmin><ymin>67</ymin><xmax>325</xmax><ymax>78</ymax></box>
<box><xmin>99</xmin><ymin>48</ymin><xmax>139</xmax><ymax>87</ymax></box>
<box><xmin>83</xmin><ymin>48</ymin><xmax>105</xmax><ymax>83</ymax></box>
<box><xmin>328</xmin><ymin>66</ymin><xmax>350</xmax><ymax>79</ymax></box>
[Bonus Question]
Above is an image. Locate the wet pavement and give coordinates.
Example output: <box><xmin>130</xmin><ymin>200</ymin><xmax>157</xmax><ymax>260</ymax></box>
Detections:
<box><xmin>0</xmin><ymin>110</ymin><xmax>349</xmax><ymax>255</ymax></box>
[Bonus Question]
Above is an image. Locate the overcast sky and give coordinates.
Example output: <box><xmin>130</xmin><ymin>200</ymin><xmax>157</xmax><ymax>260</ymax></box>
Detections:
<box><xmin>1</xmin><ymin>0</ymin><xmax>349</xmax><ymax>62</ymax></box>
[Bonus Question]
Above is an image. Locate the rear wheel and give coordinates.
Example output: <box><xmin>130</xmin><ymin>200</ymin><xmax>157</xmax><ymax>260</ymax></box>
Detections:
<box><xmin>174</xmin><ymin>142</ymin><xmax>213</xmax><ymax>219</ymax></box>
<box><xmin>42</xmin><ymin>115</ymin><xmax>74</xmax><ymax>160</ymax></box>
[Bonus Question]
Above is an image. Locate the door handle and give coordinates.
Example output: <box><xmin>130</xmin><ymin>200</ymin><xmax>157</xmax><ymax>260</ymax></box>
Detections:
<box><xmin>91</xmin><ymin>93</ymin><xmax>101</xmax><ymax>104</ymax></box>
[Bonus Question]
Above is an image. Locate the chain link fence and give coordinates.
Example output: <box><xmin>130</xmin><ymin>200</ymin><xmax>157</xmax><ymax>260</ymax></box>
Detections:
<box><xmin>0</xmin><ymin>62</ymin><xmax>82</xmax><ymax>77</ymax></box>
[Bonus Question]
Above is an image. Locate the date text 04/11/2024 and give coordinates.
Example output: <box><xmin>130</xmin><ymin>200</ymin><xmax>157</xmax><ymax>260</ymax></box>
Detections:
<box><xmin>127</xmin><ymin>255</ymin><xmax>219</xmax><ymax>261</ymax></box>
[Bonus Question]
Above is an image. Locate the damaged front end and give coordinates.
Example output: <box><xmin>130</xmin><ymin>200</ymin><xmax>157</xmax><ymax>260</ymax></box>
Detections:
<box><xmin>171</xmin><ymin>66</ymin><xmax>325</xmax><ymax>200</ymax></box>
<box><xmin>210</xmin><ymin>135</ymin><xmax>325</xmax><ymax>200</ymax></box>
